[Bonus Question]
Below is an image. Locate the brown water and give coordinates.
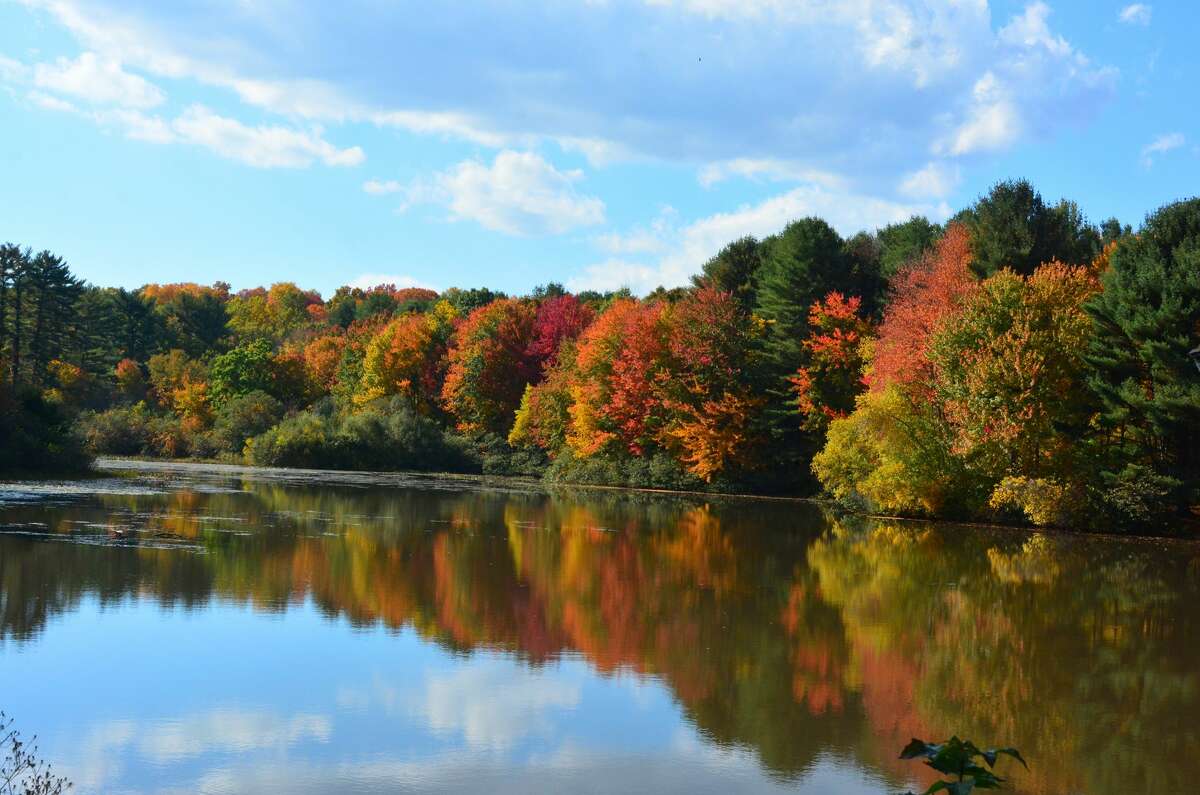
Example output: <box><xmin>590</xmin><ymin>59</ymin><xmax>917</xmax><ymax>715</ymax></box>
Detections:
<box><xmin>1</xmin><ymin>459</ymin><xmax>1197</xmax><ymax>794</ymax></box>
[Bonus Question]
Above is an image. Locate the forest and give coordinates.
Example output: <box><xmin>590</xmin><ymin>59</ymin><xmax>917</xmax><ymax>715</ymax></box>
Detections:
<box><xmin>1</xmin><ymin>179</ymin><xmax>1197</xmax><ymax>532</ymax></box>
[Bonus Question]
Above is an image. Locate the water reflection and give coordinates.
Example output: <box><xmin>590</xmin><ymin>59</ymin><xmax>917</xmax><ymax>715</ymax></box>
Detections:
<box><xmin>1</xmin><ymin>463</ymin><xmax>1198</xmax><ymax>794</ymax></box>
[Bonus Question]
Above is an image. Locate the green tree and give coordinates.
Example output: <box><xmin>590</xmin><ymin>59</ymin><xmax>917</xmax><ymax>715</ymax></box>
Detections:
<box><xmin>878</xmin><ymin>215</ymin><xmax>940</xmax><ymax>282</ymax></box>
<box><xmin>959</xmin><ymin>180</ymin><xmax>1099</xmax><ymax>277</ymax></box>
<box><xmin>1086</xmin><ymin>198</ymin><xmax>1200</xmax><ymax>509</ymax></box>
<box><xmin>209</xmin><ymin>340</ymin><xmax>277</xmax><ymax>406</ymax></box>
<box><xmin>23</xmin><ymin>250</ymin><xmax>82</xmax><ymax>386</ymax></box>
<box><xmin>692</xmin><ymin>236</ymin><xmax>763</xmax><ymax>312</ymax></box>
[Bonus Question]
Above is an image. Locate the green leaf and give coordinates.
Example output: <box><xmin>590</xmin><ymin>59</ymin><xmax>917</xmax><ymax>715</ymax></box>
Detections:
<box><xmin>995</xmin><ymin>747</ymin><xmax>1028</xmax><ymax>769</ymax></box>
<box><xmin>900</xmin><ymin>739</ymin><xmax>933</xmax><ymax>760</ymax></box>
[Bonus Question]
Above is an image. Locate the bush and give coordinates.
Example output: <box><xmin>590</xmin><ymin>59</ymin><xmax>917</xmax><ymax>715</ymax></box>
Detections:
<box><xmin>78</xmin><ymin>404</ymin><xmax>206</xmax><ymax>459</ymax></box>
<box><xmin>1094</xmin><ymin>464</ymin><xmax>1184</xmax><ymax>532</ymax></box>
<box><xmin>211</xmin><ymin>390</ymin><xmax>283</xmax><ymax>454</ymax></box>
<box><xmin>245</xmin><ymin>397</ymin><xmax>478</xmax><ymax>473</ymax></box>
<box><xmin>989</xmin><ymin>476</ymin><xmax>1085</xmax><ymax>527</ymax></box>
<box><xmin>544</xmin><ymin>449</ymin><xmax>708</xmax><ymax>491</ymax></box>
<box><xmin>0</xmin><ymin>387</ymin><xmax>91</xmax><ymax>474</ymax></box>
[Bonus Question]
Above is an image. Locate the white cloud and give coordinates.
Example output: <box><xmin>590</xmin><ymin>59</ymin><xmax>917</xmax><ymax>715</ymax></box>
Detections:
<box><xmin>420</xmin><ymin>663</ymin><xmax>581</xmax><ymax>751</ymax></box>
<box><xmin>572</xmin><ymin>182</ymin><xmax>949</xmax><ymax>294</ymax></box>
<box><xmin>998</xmin><ymin>2</ymin><xmax>1073</xmax><ymax>57</ymax></box>
<box><xmin>936</xmin><ymin>71</ymin><xmax>1022</xmax><ymax>156</ymax></box>
<box><xmin>362</xmin><ymin>179</ymin><xmax>402</xmax><ymax>195</ymax></box>
<box><xmin>698</xmin><ymin>159</ymin><xmax>845</xmax><ymax>189</ymax></box>
<box><xmin>12</xmin><ymin>0</ymin><xmax>1114</xmax><ymax>180</ymax></box>
<box><xmin>0</xmin><ymin>55</ymin><xmax>31</xmax><ymax>83</ymax></box>
<box><xmin>898</xmin><ymin>161</ymin><xmax>961</xmax><ymax>200</ymax></box>
<box><xmin>33</xmin><ymin>51</ymin><xmax>164</xmax><ymax>108</ymax></box>
<box><xmin>1118</xmin><ymin>3</ymin><xmax>1152</xmax><ymax>25</ymax></box>
<box><xmin>169</xmin><ymin>104</ymin><xmax>364</xmax><ymax>167</ymax></box>
<box><xmin>1141</xmin><ymin>132</ymin><xmax>1184</xmax><ymax>166</ymax></box>
<box><xmin>403</xmin><ymin>151</ymin><xmax>605</xmax><ymax>236</ymax></box>
<box><xmin>345</xmin><ymin>273</ymin><xmax>437</xmax><ymax>291</ymax></box>
<box><xmin>27</xmin><ymin>89</ymin><xmax>78</xmax><ymax>112</ymax></box>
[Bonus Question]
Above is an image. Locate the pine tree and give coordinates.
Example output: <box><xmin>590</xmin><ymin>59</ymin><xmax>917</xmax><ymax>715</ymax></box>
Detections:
<box><xmin>1086</xmin><ymin>198</ymin><xmax>1200</xmax><ymax>505</ymax></box>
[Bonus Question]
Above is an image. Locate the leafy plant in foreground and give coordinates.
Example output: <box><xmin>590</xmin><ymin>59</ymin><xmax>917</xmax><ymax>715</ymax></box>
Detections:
<box><xmin>899</xmin><ymin>736</ymin><xmax>1026</xmax><ymax>794</ymax></box>
<box><xmin>0</xmin><ymin>712</ymin><xmax>70</xmax><ymax>794</ymax></box>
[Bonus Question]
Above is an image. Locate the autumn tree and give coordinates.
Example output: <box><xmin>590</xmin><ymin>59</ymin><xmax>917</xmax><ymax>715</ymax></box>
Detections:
<box><xmin>527</xmin><ymin>293</ymin><xmax>594</xmax><ymax>371</ymax></box>
<box><xmin>928</xmin><ymin>263</ymin><xmax>1099</xmax><ymax>483</ymax></box>
<box><xmin>867</xmin><ymin>223</ymin><xmax>978</xmax><ymax>393</ymax></box>
<box><xmin>656</xmin><ymin>287</ymin><xmax>765</xmax><ymax>481</ymax></box>
<box><xmin>358</xmin><ymin>304</ymin><xmax>457</xmax><ymax>414</ymax></box>
<box><xmin>791</xmin><ymin>292</ymin><xmax>872</xmax><ymax>437</ymax></box>
<box><xmin>441</xmin><ymin>298</ymin><xmax>539</xmax><ymax>434</ymax></box>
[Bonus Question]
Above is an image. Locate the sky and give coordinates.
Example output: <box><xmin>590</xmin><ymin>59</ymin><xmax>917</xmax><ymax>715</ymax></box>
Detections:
<box><xmin>0</xmin><ymin>0</ymin><xmax>1197</xmax><ymax>298</ymax></box>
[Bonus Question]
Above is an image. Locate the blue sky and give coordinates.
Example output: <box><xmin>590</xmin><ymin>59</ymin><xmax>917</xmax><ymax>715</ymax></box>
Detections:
<box><xmin>0</xmin><ymin>0</ymin><xmax>1196</xmax><ymax>297</ymax></box>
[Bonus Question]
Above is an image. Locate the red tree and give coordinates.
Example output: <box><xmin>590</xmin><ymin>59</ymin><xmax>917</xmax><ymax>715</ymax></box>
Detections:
<box><xmin>867</xmin><ymin>223</ymin><xmax>977</xmax><ymax>393</ymax></box>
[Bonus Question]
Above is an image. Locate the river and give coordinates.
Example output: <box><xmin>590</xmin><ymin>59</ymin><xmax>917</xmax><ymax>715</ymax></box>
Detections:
<box><xmin>0</xmin><ymin>459</ymin><xmax>1197</xmax><ymax>794</ymax></box>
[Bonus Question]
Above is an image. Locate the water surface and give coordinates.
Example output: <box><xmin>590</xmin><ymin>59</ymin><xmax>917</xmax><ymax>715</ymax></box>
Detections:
<box><xmin>1</xmin><ymin>459</ymin><xmax>1198</xmax><ymax>794</ymax></box>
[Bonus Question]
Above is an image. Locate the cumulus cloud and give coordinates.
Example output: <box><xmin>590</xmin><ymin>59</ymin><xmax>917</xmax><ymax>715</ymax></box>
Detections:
<box><xmin>33</xmin><ymin>51</ymin><xmax>164</xmax><ymax>108</ymax></box>
<box><xmin>571</xmin><ymin>182</ymin><xmax>949</xmax><ymax>294</ymax></box>
<box><xmin>397</xmin><ymin>151</ymin><xmax>605</xmax><ymax>236</ymax></box>
<box><xmin>1118</xmin><ymin>4</ymin><xmax>1152</xmax><ymax>25</ymax></box>
<box><xmin>936</xmin><ymin>71</ymin><xmax>1022</xmax><ymax>156</ymax></box>
<box><xmin>12</xmin><ymin>0</ymin><xmax>1115</xmax><ymax>184</ymax></box>
<box><xmin>1141</xmin><ymin>132</ymin><xmax>1184</xmax><ymax>166</ymax></box>
<box><xmin>898</xmin><ymin>161</ymin><xmax>961</xmax><ymax>200</ymax></box>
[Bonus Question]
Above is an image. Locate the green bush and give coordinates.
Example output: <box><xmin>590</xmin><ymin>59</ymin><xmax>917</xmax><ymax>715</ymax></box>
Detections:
<box><xmin>211</xmin><ymin>390</ymin><xmax>283</xmax><ymax>454</ymax></box>
<box><xmin>544</xmin><ymin>449</ymin><xmax>708</xmax><ymax>491</ymax></box>
<box><xmin>0</xmin><ymin>387</ymin><xmax>91</xmax><ymax>474</ymax></box>
<box><xmin>246</xmin><ymin>397</ymin><xmax>478</xmax><ymax>473</ymax></box>
<box><xmin>78</xmin><ymin>404</ymin><xmax>201</xmax><ymax>459</ymax></box>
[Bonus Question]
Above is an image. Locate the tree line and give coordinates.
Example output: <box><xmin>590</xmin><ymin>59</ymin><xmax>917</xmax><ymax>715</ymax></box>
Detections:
<box><xmin>1</xmin><ymin>178</ymin><xmax>1196</xmax><ymax>530</ymax></box>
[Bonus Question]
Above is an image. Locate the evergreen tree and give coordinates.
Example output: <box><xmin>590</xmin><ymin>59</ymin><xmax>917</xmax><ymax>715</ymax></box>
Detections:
<box><xmin>692</xmin><ymin>236</ymin><xmax>763</xmax><ymax>312</ymax></box>
<box><xmin>1086</xmin><ymin>198</ymin><xmax>1200</xmax><ymax>507</ymax></box>
<box><xmin>24</xmin><ymin>250</ymin><xmax>83</xmax><ymax>385</ymax></box>
<box><xmin>958</xmin><ymin>180</ymin><xmax>1099</xmax><ymax>277</ymax></box>
<box><xmin>877</xmin><ymin>216</ymin><xmax>940</xmax><ymax>282</ymax></box>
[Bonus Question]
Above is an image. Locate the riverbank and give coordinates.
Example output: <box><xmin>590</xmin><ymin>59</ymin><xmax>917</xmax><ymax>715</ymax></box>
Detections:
<box><xmin>89</xmin><ymin>457</ymin><xmax>1200</xmax><ymax>539</ymax></box>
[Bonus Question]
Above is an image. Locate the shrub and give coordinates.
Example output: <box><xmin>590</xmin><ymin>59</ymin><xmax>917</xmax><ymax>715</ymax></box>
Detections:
<box><xmin>246</xmin><ymin>397</ymin><xmax>477</xmax><ymax>473</ymax></box>
<box><xmin>0</xmin><ymin>388</ymin><xmax>91</xmax><ymax>474</ymax></box>
<box><xmin>211</xmin><ymin>390</ymin><xmax>283</xmax><ymax>454</ymax></box>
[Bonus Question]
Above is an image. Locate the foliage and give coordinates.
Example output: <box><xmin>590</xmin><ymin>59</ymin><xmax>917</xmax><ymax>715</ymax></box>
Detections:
<box><xmin>209</xmin><ymin>340</ymin><xmax>276</xmax><ymax>406</ymax></box>
<box><xmin>988</xmin><ymin>476</ymin><xmax>1084</xmax><ymax>528</ymax></box>
<box><xmin>357</xmin><ymin>307</ymin><xmax>455</xmax><ymax>413</ymax></box>
<box><xmin>692</xmin><ymin>236</ymin><xmax>763</xmax><ymax>311</ymax></box>
<box><xmin>0</xmin><ymin>386</ymin><xmax>90</xmax><ymax>474</ymax></box>
<box><xmin>878</xmin><ymin>216</ymin><xmax>941</xmax><ymax>282</ymax></box>
<box><xmin>211</xmin><ymin>390</ymin><xmax>283</xmax><ymax>454</ymax></box>
<box><xmin>868</xmin><ymin>224</ymin><xmax>977</xmax><ymax>393</ymax></box>
<box><xmin>1</xmin><ymin>178</ymin><xmax>1197</xmax><ymax>522</ymax></box>
<box><xmin>900</xmin><ymin>736</ymin><xmax>1026</xmax><ymax>794</ymax></box>
<box><xmin>245</xmin><ymin>397</ymin><xmax>476</xmax><ymax>472</ymax></box>
<box><xmin>958</xmin><ymin>179</ymin><xmax>1099</xmax><ymax>277</ymax></box>
<box><xmin>791</xmin><ymin>292</ymin><xmax>872</xmax><ymax>436</ymax></box>
<box><xmin>1085</xmin><ymin>197</ymin><xmax>1200</xmax><ymax>511</ymax></box>
<box><xmin>441</xmin><ymin>298</ymin><xmax>538</xmax><ymax>434</ymax></box>
<box><xmin>0</xmin><ymin>712</ymin><xmax>71</xmax><ymax>795</ymax></box>
<box><xmin>927</xmin><ymin>263</ymin><xmax>1099</xmax><ymax>482</ymax></box>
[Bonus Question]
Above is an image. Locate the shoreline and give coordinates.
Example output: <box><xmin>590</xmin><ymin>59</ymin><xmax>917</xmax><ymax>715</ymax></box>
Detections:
<box><xmin>87</xmin><ymin>456</ymin><xmax>1200</xmax><ymax>543</ymax></box>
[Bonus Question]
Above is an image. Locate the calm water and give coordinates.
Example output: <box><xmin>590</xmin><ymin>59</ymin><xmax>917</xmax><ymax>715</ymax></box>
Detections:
<box><xmin>1</xmin><ymin>461</ymin><xmax>1198</xmax><ymax>794</ymax></box>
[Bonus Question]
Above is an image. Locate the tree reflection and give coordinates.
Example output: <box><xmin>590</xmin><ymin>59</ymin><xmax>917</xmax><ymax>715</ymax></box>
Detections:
<box><xmin>2</xmin><ymin>477</ymin><xmax>1199</xmax><ymax>792</ymax></box>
